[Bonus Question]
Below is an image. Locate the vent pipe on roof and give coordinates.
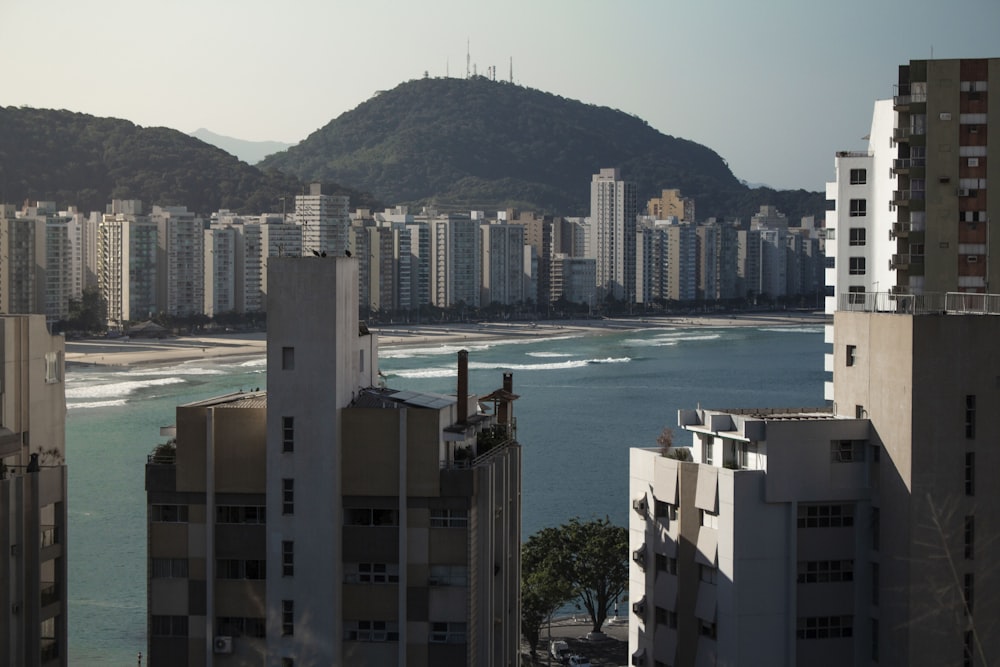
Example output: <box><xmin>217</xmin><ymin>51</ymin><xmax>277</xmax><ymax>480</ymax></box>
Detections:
<box><xmin>457</xmin><ymin>350</ymin><xmax>469</xmax><ymax>424</ymax></box>
<box><xmin>499</xmin><ymin>372</ymin><xmax>513</xmax><ymax>425</ymax></box>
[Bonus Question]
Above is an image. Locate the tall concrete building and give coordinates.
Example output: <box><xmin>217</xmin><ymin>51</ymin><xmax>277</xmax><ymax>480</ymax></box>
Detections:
<box><xmin>430</xmin><ymin>215</ymin><xmax>481</xmax><ymax>308</ymax></box>
<box><xmin>152</xmin><ymin>206</ymin><xmax>205</xmax><ymax>318</ymax></box>
<box><xmin>647</xmin><ymin>189</ymin><xmax>695</xmax><ymax>223</ymax></box>
<box><xmin>294</xmin><ymin>183</ymin><xmax>350</xmax><ymax>257</ymax></box>
<box><xmin>480</xmin><ymin>221</ymin><xmax>525</xmax><ymax>306</ymax></box>
<box><xmin>0</xmin><ymin>315</ymin><xmax>68</xmax><ymax>667</ymax></box>
<box><xmin>98</xmin><ymin>209</ymin><xmax>158</xmax><ymax>328</ymax></box>
<box><xmin>589</xmin><ymin>168</ymin><xmax>637</xmax><ymax>302</ymax></box>
<box><xmin>629</xmin><ymin>301</ymin><xmax>1000</xmax><ymax>667</ymax></box>
<box><xmin>146</xmin><ymin>256</ymin><xmax>522</xmax><ymax>666</ymax></box>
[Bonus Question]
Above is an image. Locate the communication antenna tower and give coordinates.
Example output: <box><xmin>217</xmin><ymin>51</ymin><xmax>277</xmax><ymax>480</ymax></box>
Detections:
<box><xmin>466</xmin><ymin>39</ymin><xmax>470</xmax><ymax>79</ymax></box>
<box><xmin>509</xmin><ymin>57</ymin><xmax>513</xmax><ymax>83</ymax></box>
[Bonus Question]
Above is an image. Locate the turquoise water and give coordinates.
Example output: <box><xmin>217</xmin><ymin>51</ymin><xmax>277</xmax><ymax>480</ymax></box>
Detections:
<box><xmin>65</xmin><ymin>324</ymin><xmax>825</xmax><ymax>665</ymax></box>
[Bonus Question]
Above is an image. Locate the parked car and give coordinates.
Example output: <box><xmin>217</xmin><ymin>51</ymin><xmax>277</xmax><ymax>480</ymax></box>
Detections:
<box><xmin>550</xmin><ymin>640</ymin><xmax>570</xmax><ymax>662</ymax></box>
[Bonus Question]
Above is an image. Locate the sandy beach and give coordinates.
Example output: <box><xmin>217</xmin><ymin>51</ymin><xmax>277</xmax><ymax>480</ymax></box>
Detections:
<box><xmin>64</xmin><ymin>312</ymin><xmax>828</xmax><ymax>368</ymax></box>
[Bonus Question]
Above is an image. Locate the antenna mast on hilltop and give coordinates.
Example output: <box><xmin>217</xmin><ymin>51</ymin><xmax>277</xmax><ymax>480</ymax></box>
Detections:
<box><xmin>466</xmin><ymin>39</ymin><xmax>470</xmax><ymax>79</ymax></box>
<box><xmin>509</xmin><ymin>57</ymin><xmax>513</xmax><ymax>83</ymax></box>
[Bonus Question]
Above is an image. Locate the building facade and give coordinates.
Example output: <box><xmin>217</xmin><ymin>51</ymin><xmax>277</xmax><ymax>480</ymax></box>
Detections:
<box><xmin>0</xmin><ymin>315</ymin><xmax>69</xmax><ymax>667</ymax></box>
<box><xmin>589</xmin><ymin>168</ymin><xmax>637</xmax><ymax>302</ymax></box>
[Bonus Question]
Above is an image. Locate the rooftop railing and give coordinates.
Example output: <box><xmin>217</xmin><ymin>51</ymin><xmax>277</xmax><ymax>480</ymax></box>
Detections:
<box><xmin>838</xmin><ymin>291</ymin><xmax>1000</xmax><ymax>315</ymax></box>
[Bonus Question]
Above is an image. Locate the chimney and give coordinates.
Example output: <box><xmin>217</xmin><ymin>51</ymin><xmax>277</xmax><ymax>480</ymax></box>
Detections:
<box><xmin>457</xmin><ymin>350</ymin><xmax>469</xmax><ymax>424</ymax></box>
<box><xmin>499</xmin><ymin>372</ymin><xmax>513</xmax><ymax>425</ymax></box>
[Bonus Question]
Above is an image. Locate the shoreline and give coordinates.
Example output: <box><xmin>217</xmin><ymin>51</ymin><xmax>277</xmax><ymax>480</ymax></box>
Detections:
<box><xmin>65</xmin><ymin>312</ymin><xmax>828</xmax><ymax>369</ymax></box>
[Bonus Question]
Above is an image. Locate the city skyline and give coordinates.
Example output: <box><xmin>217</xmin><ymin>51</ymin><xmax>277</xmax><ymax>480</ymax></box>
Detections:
<box><xmin>3</xmin><ymin>0</ymin><xmax>998</xmax><ymax>192</ymax></box>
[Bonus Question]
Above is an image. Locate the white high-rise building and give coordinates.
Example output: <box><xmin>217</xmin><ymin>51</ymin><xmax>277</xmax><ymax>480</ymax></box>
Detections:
<box><xmin>589</xmin><ymin>168</ymin><xmax>637</xmax><ymax>302</ymax></box>
<box><xmin>294</xmin><ymin>182</ymin><xmax>350</xmax><ymax>256</ymax></box>
<box><xmin>152</xmin><ymin>206</ymin><xmax>205</xmax><ymax>318</ymax></box>
<box><xmin>430</xmin><ymin>215</ymin><xmax>481</xmax><ymax>308</ymax></box>
<box><xmin>98</xmin><ymin>212</ymin><xmax>158</xmax><ymax>328</ymax></box>
<box><xmin>480</xmin><ymin>221</ymin><xmax>525</xmax><ymax>306</ymax></box>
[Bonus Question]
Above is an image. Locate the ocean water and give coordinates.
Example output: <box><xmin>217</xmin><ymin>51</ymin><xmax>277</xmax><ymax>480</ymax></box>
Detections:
<box><xmin>65</xmin><ymin>324</ymin><xmax>825</xmax><ymax>665</ymax></box>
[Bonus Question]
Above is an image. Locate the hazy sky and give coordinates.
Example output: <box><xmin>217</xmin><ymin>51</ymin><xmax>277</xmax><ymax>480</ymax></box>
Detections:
<box><xmin>3</xmin><ymin>0</ymin><xmax>997</xmax><ymax>192</ymax></box>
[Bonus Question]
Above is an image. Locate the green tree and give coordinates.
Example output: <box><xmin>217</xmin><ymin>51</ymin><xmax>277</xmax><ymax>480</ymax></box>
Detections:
<box><xmin>558</xmin><ymin>517</ymin><xmax>628</xmax><ymax>634</ymax></box>
<box><xmin>520</xmin><ymin>528</ymin><xmax>575</xmax><ymax>657</ymax></box>
<box><xmin>68</xmin><ymin>287</ymin><xmax>107</xmax><ymax>333</ymax></box>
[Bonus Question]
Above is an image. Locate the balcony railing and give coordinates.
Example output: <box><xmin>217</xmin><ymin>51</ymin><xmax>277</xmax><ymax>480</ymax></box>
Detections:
<box><xmin>892</xmin><ymin>157</ymin><xmax>926</xmax><ymax>170</ymax></box>
<box><xmin>838</xmin><ymin>291</ymin><xmax>1000</xmax><ymax>315</ymax></box>
<box><xmin>40</xmin><ymin>581</ymin><xmax>60</xmax><ymax>607</ymax></box>
<box><xmin>893</xmin><ymin>92</ymin><xmax>927</xmax><ymax>107</ymax></box>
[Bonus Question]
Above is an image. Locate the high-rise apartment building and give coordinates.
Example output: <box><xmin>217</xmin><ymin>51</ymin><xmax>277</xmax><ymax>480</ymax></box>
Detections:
<box><xmin>589</xmin><ymin>168</ymin><xmax>637</xmax><ymax>302</ymax></box>
<box><xmin>0</xmin><ymin>315</ymin><xmax>68</xmax><ymax>667</ymax></box>
<box><xmin>480</xmin><ymin>221</ymin><xmax>525</xmax><ymax>306</ymax></box>
<box><xmin>647</xmin><ymin>189</ymin><xmax>695</xmax><ymax>223</ymax></box>
<box><xmin>294</xmin><ymin>182</ymin><xmax>350</xmax><ymax>256</ymax></box>
<box><xmin>152</xmin><ymin>206</ymin><xmax>205</xmax><ymax>319</ymax></box>
<box><xmin>630</xmin><ymin>303</ymin><xmax>1000</xmax><ymax>667</ymax></box>
<box><xmin>146</xmin><ymin>256</ymin><xmax>522</xmax><ymax>666</ymax></box>
<box><xmin>430</xmin><ymin>215</ymin><xmax>481</xmax><ymax>308</ymax></box>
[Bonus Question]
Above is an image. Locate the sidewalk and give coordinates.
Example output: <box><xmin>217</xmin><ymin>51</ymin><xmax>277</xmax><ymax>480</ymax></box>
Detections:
<box><xmin>521</xmin><ymin>615</ymin><xmax>629</xmax><ymax>666</ymax></box>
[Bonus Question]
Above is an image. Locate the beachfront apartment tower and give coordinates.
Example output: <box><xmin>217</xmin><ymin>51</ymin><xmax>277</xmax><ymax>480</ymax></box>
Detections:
<box><xmin>294</xmin><ymin>182</ymin><xmax>350</xmax><ymax>257</ymax></box>
<box><xmin>146</xmin><ymin>256</ymin><xmax>522</xmax><ymax>666</ymax></box>
<box><xmin>430</xmin><ymin>216</ymin><xmax>481</xmax><ymax>308</ymax></box>
<box><xmin>98</xmin><ymin>212</ymin><xmax>158</xmax><ymax>329</ymax></box>
<box><xmin>629</xmin><ymin>304</ymin><xmax>1000</xmax><ymax>666</ymax></box>
<box><xmin>152</xmin><ymin>206</ymin><xmax>205</xmax><ymax>319</ymax></box>
<box><xmin>589</xmin><ymin>168</ymin><xmax>637</xmax><ymax>302</ymax></box>
<box><xmin>0</xmin><ymin>315</ymin><xmax>69</xmax><ymax>667</ymax></box>
<box><xmin>480</xmin><ymin>221</ymin><xmax>525</xmax><ymax>306</ymax></box>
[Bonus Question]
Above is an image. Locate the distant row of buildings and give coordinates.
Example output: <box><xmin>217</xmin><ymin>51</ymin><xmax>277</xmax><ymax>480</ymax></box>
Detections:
<box><xmin>2</xmin><ymin>179</ymin><xmax>827</xmax><ymax>330</ymax></box>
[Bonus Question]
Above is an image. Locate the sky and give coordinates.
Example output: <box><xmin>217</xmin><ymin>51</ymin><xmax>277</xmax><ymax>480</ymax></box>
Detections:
<box><xmin>2</xmin><ymin>0</ymin><xmax>998</xmax><ymax>192</ymax></box>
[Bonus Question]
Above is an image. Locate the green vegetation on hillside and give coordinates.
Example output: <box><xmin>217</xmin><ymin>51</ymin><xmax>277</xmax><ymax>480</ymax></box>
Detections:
<box><xmin>0</xmin><ymin>107</ymin><xmax>379</xmax><ymax>214</ymax></box>
<box><xmin>260</xmin><ymin>76</ymin><xmax>825</xmax><ymax>220</ymax></box>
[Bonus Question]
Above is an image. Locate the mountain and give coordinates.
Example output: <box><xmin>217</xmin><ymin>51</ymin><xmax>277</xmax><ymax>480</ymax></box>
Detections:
<box><xmin>259</xmin><ymin>77</ymin><xmax>825</xmax><ymax>221</ymax></box>
<box><xmin>0</xmin><ymin>107</ymin><xmax>379</xmax><ymax>215</ymax></box>
<box><xmin>190</xmin><ymin>128</ymin><xmax>294</xmax><ymax>165</ymax></box>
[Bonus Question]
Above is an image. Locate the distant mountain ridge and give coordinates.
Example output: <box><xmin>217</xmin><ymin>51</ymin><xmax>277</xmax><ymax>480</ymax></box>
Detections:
<box><xmin>190</xmin><ymin>128</ymin><xmax>294</xmax><ymax>165</ymax></box>
<box><xmin>0</xmin><ymin>107</ymin><xmax>380</xmax><ymax>215</ymax></box>
<box><xmin>259</xmin><ymin>77</ymin><xmax>825</xmax><ymax>220</ymax></box>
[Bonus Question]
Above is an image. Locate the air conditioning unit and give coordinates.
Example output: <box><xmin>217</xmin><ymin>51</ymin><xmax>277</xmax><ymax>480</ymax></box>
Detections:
<box><xmin>632</xmin><ymin>495</ymin><xmax>648</xmax><ymax>516</ymax></box>
<box><xmin>632</xmin><ymin>545</ymin><xmax>646</xmax><ymax>568</ymax></box>
<box><xmin>967</xmin><ymin>255</ymin><xmax>979</xmax><ymax>263</ymax></box>
<box><xmin>213</xmin><ymin>636</ymin><xmax>233</xmax><ymax>654</ymax></box>
<box><xmin>632</xmin><ymin>597</ymin><xmax>647</xmax><ymax>617</ymax></box>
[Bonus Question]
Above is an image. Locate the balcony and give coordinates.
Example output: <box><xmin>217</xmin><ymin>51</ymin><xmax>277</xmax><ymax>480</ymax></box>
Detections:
<box><xmin>891</xmin><ymin>157</ymin><xmax>926</xmax><ymax>175</ymax></box>
<box><xmin>892</xmin><ymin>189</ymin><xmax>925</xmax><ymax>206</ymax></box>
<box><xmin>839</xmin><ymin>291</ymin><xmax>1000</xmax><ymax>315</ymax></box>
<box><xmin>890</xmin><ymin>222</ymin><xmax>910</xmax><ymax>239</ymax></box>
<box><xmin>893</xmin><ymin>92</ymin><xmax>927</xmax><ymax>110</ymax></box>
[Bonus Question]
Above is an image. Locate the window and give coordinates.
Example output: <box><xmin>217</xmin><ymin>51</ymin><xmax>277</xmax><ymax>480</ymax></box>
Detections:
<box><xmin>429</xmin><ymin>622</ymin><xmax>466</xmax><ymax>644</ymax></box>
<box><xmin>217</xmin><ymin>559</ymin><xmax>266</xmax><ymax>580</ymax></box>
<box><xmin>965</xmin><ymin>516</ymin><xmax>974</xmax><ymax>559</ymax></box>
<box><xmin>825</xmin><ymin>255</ymin><xmax>836</xmax><ymax>269</ymax></box>
<box><xmin>846</xmin><ymin>345</ymin><xmax>857</xmax><ymax>366</ymax></box>
<box><xmin>654</xmin><ymin>607</ymin><xmax>677</xmax><ymax>629</ymax></box>
<box><xmin>796</xmin><ymin>616</ymin><xmax>853</xmax><ymax>639</ymax></box>
<box><xmin>282</xmin><ymin>541</ymin><xmax>294</xmax><ymax>577</ymax></box>
<box><xmin>699</xmin><ymin>620</ymin><xmax>717</xmax><ymax>639</ymax></box>
<box><xmin>281</xmin><ymin>600</ymin><xmax>294</xmax><ymax>636</ymax></box>
<box><xmin>965</xmin><ymin>453</ymin><xmax>975</xmax><ymax>496</ymax></box>
<box><xmin>45</xmin><ymin>352</ymin><xmax>62</xmax><ymax>383</ymax></box>
<box><xmin>699</xmin><ymin>564</ymin><xmax>717</xmax><ymax>584</ymax></box>
<box><xmin>151</xmin><ymin>615</ymin><xmax>189</xmax><ymax>637</ymax></box>
<box><xmin>701</xmin><ymin>509</ymin><xmax>719</xmax><ymax>529</ymax></box>
<box><xmin>345</xmin><ymin>562</ymin><xmax>401</xmax><ymax>584</ymax></box>
<box><xmin>796</xmin><ymin>560</ymin><xmax>854</xmax><ymax>583</ymax></box>
<box><xmin>152</xmin><ymin>558</ymin><xmax>188</xmax><ymax>578</ymax></box>
<box><xmin>654</xmin><ymin>499</ymin><xmax>677</xmax><ymax>521</ymax></box>
<box><xmin>872</xmin><ymin>562</ymin><xmax>879</xmax><ymax>606</ymax></box>
<box><xmin>849</xmin><ymin>257</ymin><xmax>866</xmax><ymax>275</ymax></box>
<box><xmin>850</xmin><ymin>199</ymin><xmax>867</xmax><ymax>217</ymax></box>
<box><xmin>703</xmin><ymin>440</ymin><xmax>714</xmax><ymax>465</ymax></box>
<box><xmin>428</xmin><ymin>565</ymin><xmax>467</xmax><ymax>586</ymax></box>
<box><xmin>216</xmin><ymin>506</ymin><xmax>266</xmax><ymax>524</ymax></box>
<box><xmin>872</xmin><ymin>618</ymin><xmax>879</xmax><ymax>662</ymax></box>
<box><xmin>282</xmin><ymin>479</ymin><xmax>294</xmax><ymax>515</ymax></box>
<box><xmin>871</xmin><ymin>507</ymin><xmax>880</xmax><ymax>551</ymax></box>
<box><xmin>849</xmin><ymin>228</ymin><xmax>867</xmax><ymax>246</ymax></box>
<box><xmin>855</xmin><ymin>404</ymin><xmax>865</xmax><ymax>419</ymax></box>
<box><xmin>282</xmin><ymin>416</ymin><xmax>294</xmax><ymax>453</ymax></box>
<box><xmin>850</xmin><ymin>168</ymin><xmax>867</xmax><ymax>185</ymax></box>
<box><xmin>282</xmin><ymin>346</ymin><xmax>295</xmax><ymax>370</ymax></box>
<box><xmin>848</xmin><ymin>286</ymin><xmax>865</xmax><ymax>305</ymax></box>
<box><xmin>797</xmin><ymin>504</ymin><xmax>854</xmax><ymax>528</ymax></box>
<box><xmin>964</xmin><ymin>573</ymin><xmax>974</xmax><ymax>614</ymax></box>
<box><xmin>965</xmin><ymin>395</ymin><xmax>976</xmax><ymax>438</ymax></box>
<box><xmin>831</xmin><ymin>440</ymin><xmax>864</xmax><ymax>463</ymax></box>
<box><xmin>217</xmin><ymin>616</ymin><xmax>266</xmax><ymax>638</ymax></box>
<box><xmin>655</xmin><ymin>553</ymin><xmax>678</xmax><ymax>575</ymax></box>
<box><xmin>965</xmin><ymin>631</ymin><xmax>975</xmax><ymax>667</ymax></box>
<box><xmin>345</xmin><ymin>620</ymin><xmax>399</xmax><ymax>642</ymax></box>
<box><xmin>151</xmin><ymin>504</ymin><xmax>188</xmax><ymax>523</ymax></box>
<box><xmin>429</xmin><ymin>508</ymin><xmax>468</xmax><ymax>527</ymax></box>
<box><xmin>345</xmin><ymin>508</ymin><xmax>399</xmax><ymax>526</ymax></box>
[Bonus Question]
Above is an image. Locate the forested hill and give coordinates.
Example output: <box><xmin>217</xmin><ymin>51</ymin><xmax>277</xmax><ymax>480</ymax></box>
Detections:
<box><xmin>260</xmin><ymin>76</ymin><xmax>825</xmax><ymax>221</ymax></box>
<box><xmin>0</xmin><ymin>107</ymin><xmax>378</xmax><ymax>215</ymax></box>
